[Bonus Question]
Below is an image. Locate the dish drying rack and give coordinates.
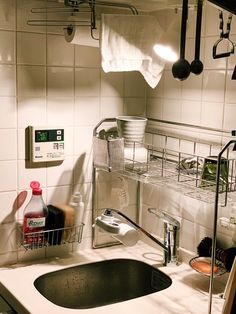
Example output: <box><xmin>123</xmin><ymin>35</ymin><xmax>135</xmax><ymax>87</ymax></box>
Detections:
<box><xmin>93</xmin><ymin>118</ymin><xmax>236</xmax><ymax>206</ymax></box>
<box><xmin>20</xmin><ymin>224</ymin><xmax>84</xmax><ymax>250</ymax></box>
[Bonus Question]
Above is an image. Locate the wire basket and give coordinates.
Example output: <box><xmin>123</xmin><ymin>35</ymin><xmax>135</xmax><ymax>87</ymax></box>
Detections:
<box><xmin>21</xmin><ymin>224</ymin><xmax>84</xmax><ymax>250</ymax></box>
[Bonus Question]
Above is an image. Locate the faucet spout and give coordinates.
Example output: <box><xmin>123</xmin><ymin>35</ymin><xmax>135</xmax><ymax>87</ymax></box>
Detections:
<box><xmin>102</xmin><ymin>208</ymin><xmax>168</xmax><ymax>253</ymax></box>
<box><xmin>148</xmin><ymin>208</ymin><xmax>180</xmax><ymax>228</ymax></box>
<box><xmin>95</xmin><ymin>208</ymin><xmax>180</xmax><ymax>266</ymax></box>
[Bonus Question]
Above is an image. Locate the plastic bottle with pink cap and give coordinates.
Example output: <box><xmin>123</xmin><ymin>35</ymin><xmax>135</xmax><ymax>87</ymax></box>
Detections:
<box><xmin>23</xmin><ymin>181</ymin><xmax>48</xmax><ymax>249</ymax></box>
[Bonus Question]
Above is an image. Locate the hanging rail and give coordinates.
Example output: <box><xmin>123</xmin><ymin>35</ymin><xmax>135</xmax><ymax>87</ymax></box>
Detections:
<box><xmin>27</xmin><ymin>0</ymin><xmax>138</xmax><ymax>27</ymax></box>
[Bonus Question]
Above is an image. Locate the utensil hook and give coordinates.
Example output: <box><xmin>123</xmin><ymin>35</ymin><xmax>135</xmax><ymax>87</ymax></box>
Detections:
<box><xmin>213</xmin><ymin>11</ymin><xmax>235</xmax><ymax>59</ymax></box>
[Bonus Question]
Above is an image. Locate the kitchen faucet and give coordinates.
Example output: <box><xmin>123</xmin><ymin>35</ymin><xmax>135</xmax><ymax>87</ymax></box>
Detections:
<box><xmin>148</xmin><ymin>208</ymin><xmax>180</xmax><ymax>266</ymax></box>
<box><xmin>95</xmin><ymin>208</ymin><xmax>180</xmax><ymax>266</ymax></box>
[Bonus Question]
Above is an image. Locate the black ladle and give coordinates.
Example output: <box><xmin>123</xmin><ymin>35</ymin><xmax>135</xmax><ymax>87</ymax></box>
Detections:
<box><xmin>190</xmin><ymin>0</ymin><xmax>204</xmax><ymax>75</ymax></box>
<box><xmin>172</xmin><ymin>0</ymin><xmax>191</xmax><ymax>81</ymax></box>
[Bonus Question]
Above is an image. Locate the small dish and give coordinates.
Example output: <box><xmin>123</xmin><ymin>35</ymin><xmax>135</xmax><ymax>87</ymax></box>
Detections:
<box><xmin>189</xmin><ymin>256</ymin><xmax>227</xmax><ymax>277</ymax></box>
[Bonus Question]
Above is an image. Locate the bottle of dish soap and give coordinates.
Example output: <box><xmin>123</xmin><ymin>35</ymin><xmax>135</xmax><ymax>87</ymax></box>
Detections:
<box><xmin>70</xmin><ymin>192</ymin><xmax>85</xmax><ymax>226</ymax></box>
<box><xmin>23</xmin><ymin>181</ymin><xmax>48</xmax><ymax>249</ymax></box>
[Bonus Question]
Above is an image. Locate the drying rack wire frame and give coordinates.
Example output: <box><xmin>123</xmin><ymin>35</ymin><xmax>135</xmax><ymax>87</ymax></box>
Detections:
<box><xmin>92</xmin><ymin>117</ymin><xmax>236</xmax><ymax>314</ymax></box>
<box><xmin>92</xmin><ymin>118</ymin><xmax>236</xmax><ymax>205</ymax></box>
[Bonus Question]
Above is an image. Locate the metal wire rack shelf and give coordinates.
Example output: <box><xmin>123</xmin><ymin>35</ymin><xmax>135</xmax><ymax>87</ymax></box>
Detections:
<box><xmin>120</xmin><ymin>147</ymin><xmax>236</xmax><ymax>205</ymax></box>
<box><xmin>93</xmin><ymin>118</ymin><xmax>236</xmax><ymax>206</ymax></box>
<box><xmin>20</xmin><ymin>224</ymin><xmax>84</xmax><ymax>250</ymax></box>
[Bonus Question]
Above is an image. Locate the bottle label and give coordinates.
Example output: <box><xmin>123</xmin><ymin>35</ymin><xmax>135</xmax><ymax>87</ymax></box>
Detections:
<box><xmin>26</xmin><ymin>217</ymin><xmax>46</xmax><ymax>229</ymax></box>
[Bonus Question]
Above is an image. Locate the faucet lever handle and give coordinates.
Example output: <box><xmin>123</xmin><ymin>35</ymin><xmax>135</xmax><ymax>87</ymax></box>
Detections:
<box><xmin>148</xmin><ymin>208</ymin><xmax>180</xmax><ymax>228</ymax></box>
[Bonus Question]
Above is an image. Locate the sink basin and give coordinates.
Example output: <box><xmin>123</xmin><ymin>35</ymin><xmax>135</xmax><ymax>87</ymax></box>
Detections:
<box><xmin>34</xmin><ymin>258</ymin><xmax>172</xmax><ymax>309</ymax></box>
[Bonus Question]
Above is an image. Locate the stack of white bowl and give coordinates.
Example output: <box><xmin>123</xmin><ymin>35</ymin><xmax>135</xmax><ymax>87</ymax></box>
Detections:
<box><xmin>116</xmin><ymin>116</ymin><xmax>147</xmax><ymax>147</ymax></box>
<box><xmin>116</xmin><ymin>116</ymin><xmax>148</xmax><ymax>163</ymax></box>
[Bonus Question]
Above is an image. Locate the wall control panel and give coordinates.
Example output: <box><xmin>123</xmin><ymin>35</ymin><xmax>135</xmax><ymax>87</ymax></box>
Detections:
<box><xmin>27</xmin><ymin>126</ymin><xmax>65</xmax><ymax>162</ymax></box>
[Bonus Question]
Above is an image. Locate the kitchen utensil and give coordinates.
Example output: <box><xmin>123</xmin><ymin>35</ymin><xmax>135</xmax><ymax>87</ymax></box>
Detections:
<box><xmin>197</xmin><ymin>237</ymin><xmax>236</xmax><ymax>272</ymax></box>
<box><xmin>172</xmin><ymin>0</ymin><xmax>191</xmax><ymax>81</ymax></box>
<box><xmin>93</xmin><ymin>136</ymin><xmax>124</xmax><ymax>171</ymax></box>
<box><xmin>213</xmin><ymin>11</ymin><xmax>234</xmax><ymax>59</ymax></box>
<box><xmin>0</xmin><ymin>191</ymin><xmax>27</xmax><ymax>254</ymax></box>
<box><xmin>200</xmin><ymin>156</ymin><xmax>228</xmax><ymax>192</ymax></box>
<box><xmin>190</xmin><ymin>0</ymin><xmax>204</xmax><ymax>75</ymax></box>
<box><xmin>176</xmin><ymin>156</ymin><xmax>204</xmax><ymax>175</ymax></box>
<box><xmin>189</xmin><ymin>256</ymin><xmax>226</xmax><ymax>277</ymax></box>
<box><xmin>1</xmin><ymin>190</ymin><xmax>27</xmax><ymax>224</ymax></box>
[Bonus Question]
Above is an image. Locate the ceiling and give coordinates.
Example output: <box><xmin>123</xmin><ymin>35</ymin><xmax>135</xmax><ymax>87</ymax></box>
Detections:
<box><xmin>107</xmin><ymin>0</ymin><xmax>236</xmax><ymax>14</ymax></box>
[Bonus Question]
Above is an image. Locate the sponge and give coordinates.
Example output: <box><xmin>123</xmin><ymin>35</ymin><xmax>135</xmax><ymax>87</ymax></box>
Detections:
<box><xmin>46</xmin><ymin>205</ymin><xmax>65</xmax><ymax>245</ymax></box>
<box><xmin>53</xmin><ymin>204</ymin><xmax>75</xmax><ymax>242</ymax></box>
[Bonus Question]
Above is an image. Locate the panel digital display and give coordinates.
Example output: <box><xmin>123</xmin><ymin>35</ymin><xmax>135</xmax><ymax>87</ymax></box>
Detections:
<box><xmin>35</xmin><ymin>130</ymin><xmax>48</xmax><ymax>142</ymax></box>
<box><xmin>35</xmin><ymin>129</ymin><xmax>64</xmax><ymax>142</ymax></box>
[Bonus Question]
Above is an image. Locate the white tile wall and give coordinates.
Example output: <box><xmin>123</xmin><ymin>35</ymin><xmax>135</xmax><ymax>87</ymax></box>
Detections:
<box><xmin>17</xmin><ymin>97</ymin><xmax>47</xmax><ymax>128</ymax></box>
<box><xmin>181</xmin><ymin>74</ymin><xmax>202</xmax><ymax>101</ymax></box>
<box><xmin>0</xmin><ymin>30</ymin><xmax>15</xmax><ymax>64</ymax></box>
<box><xmin>47</xmin><ymin>34</ymin><xmax>74</xmax><ymax>66</ymax></box>
<box><xmin>201</xmin><ymin>101</ymin><xmax>224</xmax><ymax>129</ymax></box>
<box><xmin>181</xmin><ymin>100</ymin><xmax>201</xmax><ymax>125</ymax></box>
<box><xmin>101</xmin><ymin>71</ymin><xmax>124</xmax><ymax>97</ymax></box>
<box><xmin>0</xmin><ymin>161</ymin><xmax>17</xmax><ymax>191</ymax></box>
<box><xmin>0</xmin><ymin>0</ymin><xmax>144</xmax><ymax>265</ymax></box>
<box><xmin>0</xmin><ymin>129</ymin><xmax>17</xmax><ymax>160</ymax></box>
<box><xmin>163</xmin><ymin>98</ymin><xmax>182</xmax><ymax>122</ymax></box>
<box><xmin>124</xmin><ymin>72</ymin><xmax>146</xmax><ymax>97</ymax></box>
<box><xmin>100</xmin><ymin>97</ymin><xmax>124</xmax><ymax>118</ymax></box>
<box><xmin>75</xmin><ymin>46</ymin><xmax>100</xmax><ymax>68</ymax></box>
<box><xmin>0</xmin><ymin>0</ymin><xmax>16</xmax><ymax>31</ymax></box>
<box><xmin>124</xmin><ymin>98</ymin><xmax>146</xmax><ymax>116</ymax></box>
<box><xmin>202</xmin><ymin>70</ymin><xmax>226</xmax><ymax>102</ymax></box>
<box><xmin>145</xmin><ymin>3</ymin><xmax>236</xmax><ymax>255</ymax></box>
<box><xmin>0</xmin><ymin>1</ymin><xmax>235</xmax><ymax>265</ymax></box>
<box><xmin>47</xmin><ymin>97</ymin><xmax>74</xmax><ymax>127</ymax></box>
<box><xmin>17</xmin><ymin>65</ymin><xmax>46</xmax><ymax>97</ymax></box>
<box><xmin>0</xmin><ymin>65</ymin><xmax>16</xmax><ymax>96</ymax></box>
<box><xmin>0</xmin><ymin>97</ymin><xmax>17</xmax><ymax>128</ymax></box>
<box><xmin>17</xmin><ymin>32</ymin><xmax>46</xmax><ymax>65</ymax></box>
<box><xmin>148</xmin><ymin>3</ymin><xmax>236</xmax><ymax>137</ymax></box>
<box><xmin>47</xmin><ymin>66</ymin><xmax>74</xmax><ymax>97</ymax></box>
<box><xmin>75</xmin><ymin>97</ymin><xmax>100</xmax><ymax>126</ymax></box>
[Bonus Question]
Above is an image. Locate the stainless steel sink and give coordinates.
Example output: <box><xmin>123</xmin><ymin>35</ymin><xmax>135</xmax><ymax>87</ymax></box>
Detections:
<box><xmin>34</xmin><ymin>258</ymin><xmax>172</xmax><ymax>309</ymax></box>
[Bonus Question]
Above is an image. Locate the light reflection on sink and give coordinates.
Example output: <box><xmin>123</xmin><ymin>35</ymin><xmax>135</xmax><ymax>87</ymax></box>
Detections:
<box><xmin>34</xmin><ymin>258</ymin><xmax>172</xmax><ymax>309</ymax></box>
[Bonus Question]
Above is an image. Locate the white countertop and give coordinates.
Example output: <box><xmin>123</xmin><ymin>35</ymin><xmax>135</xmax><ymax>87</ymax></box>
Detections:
<box><xmin>0</xmin><ymin>241</ymin><xmax>227</xmax><ymax>314</ymax></box>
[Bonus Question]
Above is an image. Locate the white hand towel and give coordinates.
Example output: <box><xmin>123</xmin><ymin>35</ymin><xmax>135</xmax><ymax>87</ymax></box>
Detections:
<box><xmin>100</xmin><ymin>14</ymin><xmax>165</xmax><ymax>88</ymax></box>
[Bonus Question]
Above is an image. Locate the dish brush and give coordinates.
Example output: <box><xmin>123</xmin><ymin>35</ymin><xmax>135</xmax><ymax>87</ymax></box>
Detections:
<box><xmin>197</xmin><ymin>237</ymin><xmax>236</xmax><ymax>272</ymax></box>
